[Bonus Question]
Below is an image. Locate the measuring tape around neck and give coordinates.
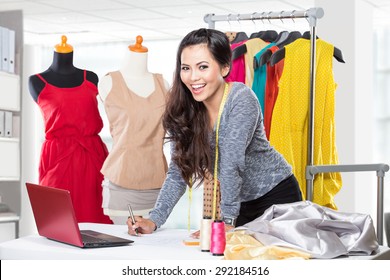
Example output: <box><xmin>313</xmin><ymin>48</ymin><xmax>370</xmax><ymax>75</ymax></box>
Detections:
<box><xmin>212</xmin><ymin>83</ymin><xmax>229</xmax><ymax>220</ymax></box>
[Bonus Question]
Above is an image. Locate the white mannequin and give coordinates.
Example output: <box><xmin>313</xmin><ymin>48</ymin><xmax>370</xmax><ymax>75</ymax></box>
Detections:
<box><xmin>98</xmin><ymin>35</ymin><xmax>169</xmax><ymax>101</ymax></box>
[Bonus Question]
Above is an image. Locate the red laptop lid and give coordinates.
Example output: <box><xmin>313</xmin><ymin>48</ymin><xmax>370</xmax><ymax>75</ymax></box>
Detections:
<box><xmin>26</xmin><ymin>182</ymin><xmax>84</xmax><ymax>247</ymax></box>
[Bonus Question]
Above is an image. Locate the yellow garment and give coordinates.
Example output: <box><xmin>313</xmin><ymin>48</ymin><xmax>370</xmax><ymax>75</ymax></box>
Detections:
<box><xmin>269</xmin><ymin>38</ymin><xmax>342</xmax><ymax>209</ymax></box>
<box><xmin>224</xmin><ymin>231</ymin><xmax>311</xmax><ymax>260</ymax></box>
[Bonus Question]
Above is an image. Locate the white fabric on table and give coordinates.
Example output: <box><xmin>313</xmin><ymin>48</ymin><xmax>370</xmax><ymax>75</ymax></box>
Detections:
<box><xmin>238</xmin><ymin>201</ymin><xmax>379</xmax><ymax>259</ymax></box>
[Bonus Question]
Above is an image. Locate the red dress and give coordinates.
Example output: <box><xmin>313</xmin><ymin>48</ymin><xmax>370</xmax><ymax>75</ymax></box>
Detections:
<box><xmin>36</xmin><ymin>70</ymin><xmax>112</xmax><ymax>224</ymax></box>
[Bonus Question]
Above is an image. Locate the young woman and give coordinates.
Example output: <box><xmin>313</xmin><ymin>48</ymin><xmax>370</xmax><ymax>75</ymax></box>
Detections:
<box><xmin>127</xmin><ymin>28</ymin><xmax>302</xmax><ymax>235</ymax></box>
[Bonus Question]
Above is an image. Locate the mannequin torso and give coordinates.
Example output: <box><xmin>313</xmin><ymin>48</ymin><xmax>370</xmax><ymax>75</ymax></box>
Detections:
<box><xmin>28</xmin><ymin>42</ymin><xmax>112</xmax><ymax>224</ymax></box>
<box><xmin>99</xmin><ymin>40</ymin><xmax>169</xmax><ymax>224</ymax></box>
<box><xmin>28</xmin><ymin>51</ymin><xmax>98</xmax><ymax>102</ymax></box>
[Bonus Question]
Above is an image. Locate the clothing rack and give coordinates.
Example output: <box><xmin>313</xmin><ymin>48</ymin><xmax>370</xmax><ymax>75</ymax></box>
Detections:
<box><xmin>204</xmin><ymin>7</ymin><xmax>389</xmax><ymax>245</ymax></box>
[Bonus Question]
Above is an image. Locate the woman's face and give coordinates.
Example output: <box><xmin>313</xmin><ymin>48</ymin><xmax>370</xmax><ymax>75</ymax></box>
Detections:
<box><xmin>180</xmin><ymin>44</ymin><xmax>228</xmax><ymax>104</ymax></box>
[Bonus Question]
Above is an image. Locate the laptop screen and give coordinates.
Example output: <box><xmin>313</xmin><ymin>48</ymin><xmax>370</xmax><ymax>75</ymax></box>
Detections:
<box><xmin>26</xmin><ymin>183</ymin><xmax>85</xmax><ymax>247</ymax></box>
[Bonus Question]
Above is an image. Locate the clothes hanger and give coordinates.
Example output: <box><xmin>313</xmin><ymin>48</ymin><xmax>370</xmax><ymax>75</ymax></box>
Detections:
<box><xmin>257</xmin><ymin>12</ymin><xmax>301</xmax><ymax>67</ymax></box>
<box><xmin>232</xmin><ymin>26</ymin><xmax>274</xmax><ymax>60</ymax></box>
<box><xmin>302</xmin><ymin>31</ymin><xmax>345</xmax><ymax>63</ymax></box>
<box><xmin>225</xmin><ymin>14</ymin><xmax>249</xmax><ymax>44</ymax></box>
<box><xmin>249</xmin><ymin>12</ymin><xmax>265</xmax><ymax>39</ymax></box>
<box><xmin>276</xmin><ymin>31</ymin><xmax>302</xmax><ymax>48</ymax></box>
<box><xmin>230</xmin><ymin>31</ymin><xmax>249</xmax><ymax>44</ymax></box>
<box><xmin>231</xmin><ymin>43</ymin><xmax>247</xmax><ymax>60</ymax></box>
<box><xmin>273</xmin><ymin>31</ymin><xmax>289</xmax><ymax>45</ymax></box>
<box><xmin>237</xmin><ymin>12</ymin><xmax>277</xmax><ymax>60</ymax></box>
<box><xmin>249</xmin><ymin>31</ymin><xmax>261</xmax><ymax>39</ymax></box>
<box><xmin>249</xmin><ymin>30</ymin><xmax>278</xmax><ymax>42</ymax></box>
<box><xmin>258</xmin><ymin>31</ymin><xmax>301</xmax><ymax>67</ymax></box>
<box><xmin>270</xmin><ymin>13</ymin><xmax>289</xmax><ymax>45</ymax></box>
<box><xmin>258</xmin><ymin>30</ymin><xmax>278</xmax><ymax>42</ymax></box>
<box><xmin>270</xmin><ymin>32</ymin><xmax>345</xmax><ymax>66</ymax></box>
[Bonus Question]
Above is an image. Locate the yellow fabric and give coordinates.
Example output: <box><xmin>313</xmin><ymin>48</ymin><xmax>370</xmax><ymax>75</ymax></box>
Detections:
<box><xmin>187</xmin><ymin>181</ymin><xmax>192</xmax><ymax>232</ymax></box>
<box><xmin>224</xmin><ymin>231</ymin><xmax>311</xmax><ymax>260</ymax></box>
<box><xmin>212</xmin><ymin>83</ymin><xmax>229</xmax><ymax>220</ymax></box>
<box><xmin>269</xmin><ymin>38</ymin><xmax>342</xmax><ymax>209</ymax></box>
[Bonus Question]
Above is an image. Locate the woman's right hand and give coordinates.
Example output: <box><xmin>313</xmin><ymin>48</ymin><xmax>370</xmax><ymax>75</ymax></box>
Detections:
<box><xmin>127</xmin><ymin>216</ymin><xmax>157</xmax><ymax>235</ymax></box>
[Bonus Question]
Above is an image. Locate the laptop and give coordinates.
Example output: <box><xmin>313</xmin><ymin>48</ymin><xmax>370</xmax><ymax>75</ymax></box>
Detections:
<box><xmin>26</xmin><ymin>182</ymin><xmax>134</xmax><ymax>248</ymax></box>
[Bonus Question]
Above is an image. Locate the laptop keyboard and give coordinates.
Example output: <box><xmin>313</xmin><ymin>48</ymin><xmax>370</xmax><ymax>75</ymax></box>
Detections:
<box><xmin>79</xmin><ymin>229</ymin><xmax>133</xmax><ymax>247</ymax></box>
<box><xmin>81</xmin><ymin>233</ymin><xmax>108</xmax><ymax>244</ymax></box>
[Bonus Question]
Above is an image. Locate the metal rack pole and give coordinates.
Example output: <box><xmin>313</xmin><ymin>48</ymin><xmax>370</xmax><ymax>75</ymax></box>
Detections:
<box><xmin>305</xmin><ymin>13</ymin><xmax>320</xmax><ymax>202</ymax></box>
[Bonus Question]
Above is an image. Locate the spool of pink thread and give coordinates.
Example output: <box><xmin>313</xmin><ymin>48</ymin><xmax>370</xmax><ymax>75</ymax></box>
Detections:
<box><xmin>210</xmin><ymin>220</ymin><xmax>226</xmax><ymax>256</ymax></box>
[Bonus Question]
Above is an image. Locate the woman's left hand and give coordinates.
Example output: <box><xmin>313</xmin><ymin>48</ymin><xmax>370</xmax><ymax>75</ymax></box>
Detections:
<box><xmin>225</xmin><ymin>224</ymin><xmax>235</xmax><ymax>232</ymax></box>
<box><xmin>190</xmin><ymin>230</ymin><xmax>200</xmax><ymax>239</ymax></box>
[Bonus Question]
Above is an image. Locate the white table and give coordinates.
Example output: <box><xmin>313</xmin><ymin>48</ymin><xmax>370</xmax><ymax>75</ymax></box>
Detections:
<box><xmin>0</xmin><ymin>223</ymin><xmax>220</xmax><ymax>260</ymax></box>
<box><xmin>0</xmin><ymin>223</ymin><xmax>389</xmax><ymax>260</ymax></box>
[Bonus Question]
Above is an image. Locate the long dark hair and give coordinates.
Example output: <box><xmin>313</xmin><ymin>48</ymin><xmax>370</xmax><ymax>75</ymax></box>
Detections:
<box><xmin>162</xmin><ymin>28</ymin><xmax>232</xmax><ymax>186</ymax></box>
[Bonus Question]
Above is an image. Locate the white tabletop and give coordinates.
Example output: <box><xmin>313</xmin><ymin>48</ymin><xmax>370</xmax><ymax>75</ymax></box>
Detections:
<box><xmin>1</xmin><ymin>222</ymin><xmax>389</xmax><ymax>260</ymax></box>
<box><xmin>0</xmin><ymin>223</ymin><xmax>220</xmax><ymax>260</ymax></box>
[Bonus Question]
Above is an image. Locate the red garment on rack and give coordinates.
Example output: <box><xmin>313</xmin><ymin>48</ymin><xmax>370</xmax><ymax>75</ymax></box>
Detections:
<box><xmin>36</xmin><ymin>70</ymin><xmax>112</xmax><ymax>224</ymax></box>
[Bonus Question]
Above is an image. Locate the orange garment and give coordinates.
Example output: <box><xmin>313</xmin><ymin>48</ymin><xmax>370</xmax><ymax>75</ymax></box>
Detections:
<box><xmin>101</xmin><ymin>72</ymin><xmax>168</xmax><ymax>190</ymax></box>
<box><xmin>269</xmin><ymin>38</ymin><xmax>342</xmax><ymax>209</ymax></box>
<box><xmin>36</xmin><ymin>70</ymin><xmax>111</xmax><ymax>224</ymax></box>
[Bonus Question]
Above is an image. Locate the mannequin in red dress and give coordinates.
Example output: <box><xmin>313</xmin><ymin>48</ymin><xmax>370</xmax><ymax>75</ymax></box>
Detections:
<box><xmin>29</xmin><ymin>36</ymin><xmax>98</xmax><ymax>101</ymax></box>
<box><xmin>28</xmin><ymin>36</ymin><xmax>112</xmax><ymax>224</ymax></box>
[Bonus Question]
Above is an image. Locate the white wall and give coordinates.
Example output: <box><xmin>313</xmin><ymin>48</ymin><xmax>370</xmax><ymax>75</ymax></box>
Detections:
<box><xmin>19</xmin><ymin>45</ymin><xmax>43</xmax><ymax>239</ymax></box>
